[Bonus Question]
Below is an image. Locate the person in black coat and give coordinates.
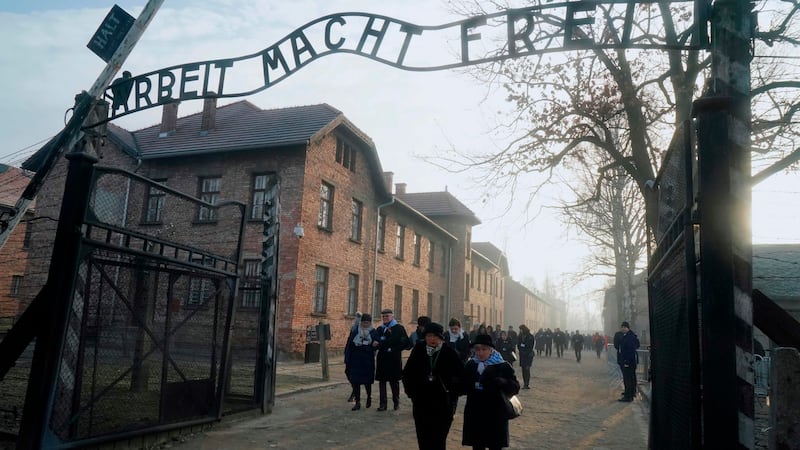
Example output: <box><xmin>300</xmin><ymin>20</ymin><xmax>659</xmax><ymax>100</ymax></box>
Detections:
<box><xmin>446</xmin><ymin>318</ymin><xmax>471</xmax><ymax>363</ymax></box>
<box><xmin>516</xmin><ymin>325</ymin><xmax>535</xmax><ymax>389</ymax></box>
<box><xmin>619</xmin><ymin>321</ymin><xmax>640</xmax><ymax>402</ymax></box>
<box><xmin>373</xmin><ymin>308</ymin><xmax>409</xmax><ymax>411</ymax></box>
<box><xmin>571</xmin><ymin>330</ymin><xmax>584</xmax><ymax>363</ymax></box>
<box><xmin>495</xmin><ymin>331</ymin><xmax>516</xmax><ymax>366</ymax></box>
<box><xmin>402</xmin><ymin>322</ymin><xmax>463</xmax><ymax>450</ymax></box>
<box><xmin>344</xmin><ymin>314</ymin><xmax>377</xmax><ymax>410</ymax></box>
<box><xmin>460</xmin><ymin>334</ymin><xmax>520</xmax><ymax>450</ymax></box>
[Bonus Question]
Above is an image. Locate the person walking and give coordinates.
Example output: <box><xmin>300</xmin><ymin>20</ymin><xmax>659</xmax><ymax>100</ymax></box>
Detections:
<box><xmin>409</xmin><ymin>316</ymin><xmax>432</xmax><ymax>349</ymax></box>
<box><xmin>344</xmin><ymin>314</ymin><xmax>377</xmax><ymax>410</ymax></box>
<box><xmin>446</xmin><ymin>318</ymin><xmax>471</xmax><ymax>363</ymax></box>
<box><xmin>553</xmin><ymin>328</ymin><xmax>566</xmax><ymax>358</ymax></box>
<box><xmin>495</xmin><ymin>331</ymin><xmax>516</xmax><ymax>366</ymax></box>
<box><xmin>460</xmin><ymin>334</ymin><xmax>520</xmax><ymax>450</ymax></box>
<box><xmin>506</xmin><ymin>326</ymin><xmax>517</xmax><ymax>347</ymax></box>
<box><xmin>571</xmin><ymin>330</ymin><xmax>584</xmax><ymax>363</ymax></box>
<box><xmin>345</xmin><ymin>312</ymin><xmax>362</xmax><ymax>402</ymax></box>
<box><xmin>402</xmin><ymin>322</ymin><xmax>464</xmax><ymax>450</ymax></box>
<box><xmin>618</xmin><ymin>321</ymin><xmax>640</xmax><ymax>402</ymax></box>
<box><xmin>516</xmin><ymin>325</ymin><xmax>535</xmax><ymax>389</ymax></box>
<box><xmin>373</xmin><ymin>308</ymin><xmax>409</xmax><ymax>411</ymax></box>
<box><xmin>534</xmin><ymin>328</ymin><xmax>545</xmax><ymax>356</ymax></box>
<box><xmin>593</xmin><ymin>332</ymin><xmax>605</xmax><ymax>358</ymax></box>
<box><xmin>544</xmin><ymin>328</ymin><xmax>553</xmax><ymax>357</ymax></box>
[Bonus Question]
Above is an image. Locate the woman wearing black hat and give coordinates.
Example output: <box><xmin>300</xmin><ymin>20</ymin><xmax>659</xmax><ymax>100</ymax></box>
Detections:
<box><xmin>402</xmin><ymin>322</ymin><xmax>463</xmax><ymax>450</ymax></box>
<box><xmin>344</xmin><ymin>314</ymin><xmax>377</xmax><ymax>410</ymax></box>
<box><xmin>460</xmin><ymin>333</ymin><xmax>520</xmax><ymax>450</ymax></box>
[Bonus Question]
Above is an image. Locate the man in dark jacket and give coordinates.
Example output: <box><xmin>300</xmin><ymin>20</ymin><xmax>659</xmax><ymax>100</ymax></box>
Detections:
<box><xmin>402</xmin><ymin>322</ymin><xmax>463</xmax><ymax>450</ymax></box>
<box><xmin>373</xmin><ymin>308</ymin><xmax>409</xmax><ymax>411</ymax></box>
<box><xmin>571</xmin><ymin>330</ymin><xmax>584</xmax><ymax>362</ymax></box>
<box><xmin>618</xmin><ymin>321</ymin><xmax>640</xmax><ymax>402</ymax></box>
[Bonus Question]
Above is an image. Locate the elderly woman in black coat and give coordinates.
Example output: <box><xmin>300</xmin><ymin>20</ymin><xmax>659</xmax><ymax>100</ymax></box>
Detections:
<box><xmin>344</xmin><ymin>314</ymin><xmax>377</xmax><ymax>410</ymax></box>
<box><xmin>461</xmin><ymin>334</ymin><xmax>520</xmax><ymax>450</ymax></box>
<box><xmin>402</xmin><ymin>322</ymin><xmax>463</xmax><ymax>450</ymax></box>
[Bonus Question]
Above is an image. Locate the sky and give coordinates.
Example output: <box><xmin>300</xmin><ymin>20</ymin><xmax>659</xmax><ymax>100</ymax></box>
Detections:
<box><xmin>1</xmin><ymin>1</ymin><xmax>798</xmax><ymax>330</ymax></box>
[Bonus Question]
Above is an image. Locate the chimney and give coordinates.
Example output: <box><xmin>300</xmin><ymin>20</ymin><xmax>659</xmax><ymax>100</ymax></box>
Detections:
<box><xmin>383</xmin><ymin>172</ymin><xmax>394</xmax><ymax>193</ymax></box>
<box><xmin>159</xmin><ymin>101</ymin><xmax>180</xmax><ymax>137</ymax></box>
<box><xmin>200</xmin><ymin>95</ymin><xmax>218</xmax><ymax>134</ymax></box>
<box><xmin>395</xmin><ymin>183</ymin><xmax>407</xmax><ymax>195</ymax></box>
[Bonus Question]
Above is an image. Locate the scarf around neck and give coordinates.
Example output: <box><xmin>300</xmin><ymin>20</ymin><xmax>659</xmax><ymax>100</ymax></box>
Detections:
<box><xmin>473</xmin><ymin>349</ymin><xmax>505</xmax><ymax>374</ymax></box>
<box><xmin>381</xmin><ymin>319</ymin><xmax>398</xmax><ymax>331</ymax></box>
<box><xmin>354</xmin><ymin>327</ymin><xmax>373</xmax><ymax>346</ymax></box>
<box><xmin>448</xmin><ymin>330</ymin><xmax>462</xmax><ymax>343</ymax></box>
<box><xmin>426</xmin><ymin>342</ymin><xmax>444</xmax><ymax>356</ymax></box>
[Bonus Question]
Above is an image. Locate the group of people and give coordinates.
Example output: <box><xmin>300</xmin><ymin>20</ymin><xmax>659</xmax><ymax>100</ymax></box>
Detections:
<box><xmin>343</xmin><ymin>310</ymin><xmax>641</xmax><ymax>449</ymax></box>
<box><xmin>344</xmin><ymin>309</ymin><xmax>521</xmax><ymax>449</ymax></box>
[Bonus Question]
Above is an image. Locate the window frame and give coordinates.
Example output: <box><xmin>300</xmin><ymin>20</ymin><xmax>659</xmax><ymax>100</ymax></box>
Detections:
<box><xmin>395</xmin><ymin>224</ymin><xmax>405</xmax><ymax>260</ymax></box>
<box><xmin>373</xmin><ymin>279</ymin><xmax>383</xmax><ymax>318</ymax></box>
<box><xmin>313</xmin><ymin>265</ymin><xmax>329</xmax><ymax>314</ymax></box>
<box><xmin>347</xmin><ymin>273</ymin><xmax>359</xmax><ymax>316</ymax></box>
<box><xmin>377</xmin><ymin>214</ymin><xmax>386</xmax><ymax>252</ymax></box>
<box><xmin>393</xmin><ymin>285</ymin><xmax>403</xmax><ymax>322</ymax></box>
<box><xmin>197</xmin><ymin>176</ymin><xmax>221</xmax><ymax>222</ymax></box>
<box><xmin>350</xmin><ymin>198</ymin><xmax>363</xmax><ymax>242</ymax></box>
<box><xmin>412</xmin><ymin>232</ymin><xmax>421</xmax><ymax>266</ymax></box>
<box><xmin>250</xmin><ymin>174</ymin><xmax>271</xmax><ymax>220</ymax></box>
<box><xmin>143</xmin><ymin>179</ymin><xmax>167</xmax><ymax>224</ymax></box>
<box><xmin>239</xmin><ymin>259</ymin><xmax>261</xmax><ymax>309</ymax></box>
<box><xmin>10</xmin><ymin>275</ymin><xmax>23</xmax><ymax>297</ymax></box>
<box><xmin>317</xmin><ymin>182</ymin><xmax>334</xmax><ymax>231</ymax></box>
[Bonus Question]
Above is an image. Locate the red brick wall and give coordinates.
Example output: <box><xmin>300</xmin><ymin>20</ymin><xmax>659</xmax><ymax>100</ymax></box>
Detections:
<box><xmin>0</xmin><ymin>214</ymin><xmax>30</xmax><ymax>317</ymax></box>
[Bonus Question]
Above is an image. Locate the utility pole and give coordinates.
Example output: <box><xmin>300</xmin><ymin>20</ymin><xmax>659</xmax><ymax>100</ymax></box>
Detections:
<box><xmin>697</xmin><ymin>0</ymin><xmax>755</xmax><ymax>447</ymax></box>
<box><xmin>0</xmin><ymin>0</ymin><xmax>164</xmax><ymax>252</ymax></box>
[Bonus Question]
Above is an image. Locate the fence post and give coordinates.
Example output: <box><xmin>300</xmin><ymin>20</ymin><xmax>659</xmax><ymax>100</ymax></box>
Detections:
<box><xmin>769</xmin><ymin>347</ymin><xmax>800</xmax><ymax>450</ymax></box>
<box><xmin>318</xmin><ymin>321</ymin><xmax>329</xmax><ymax>381</ymax></box>
<box><xmin>18</xmin><ymin>149</ymin><xmax>98</xmax><ymax>448</ymax></box>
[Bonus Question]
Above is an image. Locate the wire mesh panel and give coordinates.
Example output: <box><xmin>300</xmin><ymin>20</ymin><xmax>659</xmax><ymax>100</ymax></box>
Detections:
<box><xmin>648</xmin><ymin>122</ymin><xmax>701</xmax><ymax>449</ymax></box>
<box><xmin>38</xmin><ymin>165</ymin><xmax>245</xmax><ymax>446</ymax></box>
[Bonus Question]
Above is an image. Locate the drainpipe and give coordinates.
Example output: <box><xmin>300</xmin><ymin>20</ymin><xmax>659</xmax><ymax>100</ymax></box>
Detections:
<box><xmin>446</xmin><ymin>244</ymin><xmax>453</xmax><ymax>322</ymax></box>
<box><xmin>371</xmin><ymin>198</ymin><xmax>394</xmax><ymax>314</ymax></box>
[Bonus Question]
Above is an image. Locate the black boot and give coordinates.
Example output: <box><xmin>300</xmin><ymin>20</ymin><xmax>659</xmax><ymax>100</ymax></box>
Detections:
<box><xmin>366</xmin><ymin>397</ymin><xmax>372</xmax><ymax>408</ymax></box>
<box><xmin>377</xmin><ymin>403</ymin><xmax>387</xmax><ymax>411</ymax></box>
<box><xmin>393</xmin><ymin>397</ymin><xmax>400</xmax><ymax>410</ymax></box>
<box><xmin>351</xmin><ymin>402</ymin><xmax>361</xmax><ymax>411</ymax></box>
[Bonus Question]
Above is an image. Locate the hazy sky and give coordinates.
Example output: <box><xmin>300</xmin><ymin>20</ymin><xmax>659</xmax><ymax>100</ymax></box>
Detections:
<box><xmin>1</xmin><ymin>1</ymin><xmax>798</xmax><ymax>328</ymax></box>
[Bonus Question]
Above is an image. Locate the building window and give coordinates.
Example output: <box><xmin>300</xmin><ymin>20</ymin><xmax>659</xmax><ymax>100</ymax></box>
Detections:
<box><xmin>428</xmin><ymin>240</ymin><xmax>435</xmax><ymax>271</ymax></box>
<box><xmin>393</xmin><ymin>285</ymin><xmax>403</xmax><ymax>322</ymax></box>
<box><xmin>22</xmin><ymin>224</ymin><xmax>32</xmax><ymax>249</ymax></box>
<box><xmin>197</xmin><ymin>177</ymin><xmax>220</xmax><ymax>222</ymax></box>
<box><xmin>347</xmin><ymin>273</ymin><xmax>359</xmax><ymax>316</ymax></box>
<box><xmin>484</xmin><ymin>272</ymin><xmax>488</xmax><ymax>292</ymax></box>
<box><xmin>413</xmin><ymin>233</ymin><xmax>421</xmax><ymax>266</ymax></box>
<box><xmin>188</xmin><ymin>275</ymin><xmax>212</xmax><ymax>306</ymax></box>
<box><xmin>377</xmin><ymin>214</ymin><xmax>386</xmax><ymax>252</ymax></box>
<box><xmin>411</xmin><ymin>289</ymin><xmax>419</xmax><ymax>320</ymax></box>
<box><xmin>395</xmin><ymin>224</ymin><xmax>405</xmax><ymax>259</ymax></box>
<box><xmin>465</xmin><ymin>274</ymin><xmax>470</xmax><ymax>300</ymax></box>
<box><xmin>240</xmin><ymin>259</ymin><xmax>261</xmax><ymax>309</ymax></box>
<box><xmin>427</xmin><ymin>293</ymin><xmax>433</xmax><ymax>319</ymax></box>
<box><xmin>318</xmin><ymin>182</ymin><xmax>333</xmax><ymax>230</ymax></box>
<box><xmin>373</xmin><ymin>280</ymin><xmax>383</xmax><ymax>318</ymax></box>
<box><xmin>465</xmin><ymin>231</ymin><xmax>472</xmax><ymax>259</ymax></box>
<box><xmin>10</xmin><ymin>275</ymin><xmax>23</xmax><ymax>297</ymax></box>
<box><xmin>314</xmin><ymin>265</ymin><xmax>329</xmax><ymax>313</ymax></box>
<box><xmin>144</xmin><ymin>181</ymin><xmax>166</xmax><ymax>223</ymax></box>
<box><xmin>350</xmin><ymin>199</ymin><xmax>363</xmax><ymax>242</ymax></box>
<box><xmin>477</xmin><ymin>269</ymin><xmax>482</xmax><ymax>290</ymax></box>
<box><xmin>250</xmin><ymin>174</ymin><xmax>274</xmax><ymax>220</ymax></box>
<box><xmin>440</xmin><ymin>244</ymin><xmax>447</xmax><ymax>275</ymax></box>
<box><xmin>335</xmin><ymin>137</ymin><xmax>356</xmax><ymax>172</ymax></box>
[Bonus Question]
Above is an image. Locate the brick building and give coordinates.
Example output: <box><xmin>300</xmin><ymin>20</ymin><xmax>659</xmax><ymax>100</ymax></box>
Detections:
<box><xmin>17</xmin><ymin>100</ymin><xmax>496</xmax><ymax>358</ymax></box>
<box><xmin>505</xmin><ymin>278</ymin><xmax>546</xmax><ymax>331</ymax></box>
<box><xmin>0</xmin><ymin>164</ymin><xmax>34</xmax><ymax>318</ymax></box>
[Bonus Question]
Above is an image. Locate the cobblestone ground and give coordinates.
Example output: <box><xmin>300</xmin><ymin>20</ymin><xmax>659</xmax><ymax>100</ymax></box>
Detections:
<box><xmin>169</xmin><ymin>351</ymin><xmax>649</xmax><ymax>450</ymax></box>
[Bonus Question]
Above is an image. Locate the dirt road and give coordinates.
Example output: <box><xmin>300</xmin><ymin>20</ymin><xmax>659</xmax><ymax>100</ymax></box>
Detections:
<box><xmin>169</xmin><ymin>351</ymin><xmax>649</xmax><ymax>449</ymax></box>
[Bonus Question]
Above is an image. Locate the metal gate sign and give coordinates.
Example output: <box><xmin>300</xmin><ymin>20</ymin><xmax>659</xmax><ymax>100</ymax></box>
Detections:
<box><xmin>87</xmin><ymin>5</ymin><xmax>135</xmax><ymax>62</ymax></box>
<box><xmin>104</xmin><ymin>0</ymin><xmax>707</xmax><ymax>119</ymax></box>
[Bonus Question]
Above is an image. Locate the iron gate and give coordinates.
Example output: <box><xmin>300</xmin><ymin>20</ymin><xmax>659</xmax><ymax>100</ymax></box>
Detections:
<box><xmin>647</xmin><ymin>121</ymin><xmax>701</xmax><ymax>449</ymax></box>
<box><xmin>20</xmin><ymin>158</ymin><xmax>246</xmax><ymax>448</ymax></box>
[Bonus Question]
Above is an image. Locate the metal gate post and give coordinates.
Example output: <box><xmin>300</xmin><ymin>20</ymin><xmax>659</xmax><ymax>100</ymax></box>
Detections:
<box><xmin>697</xmin><ymin>0</ymin><xmax>756</xmax><ymax>447</ymax></box>
<box><xmin>18</xmin><ymin>150</ymin><xmax>98</xmax><ymax>449</ymax></box>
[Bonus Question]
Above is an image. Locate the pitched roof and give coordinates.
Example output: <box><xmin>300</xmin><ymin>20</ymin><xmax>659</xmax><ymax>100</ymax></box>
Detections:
<box><xmin>753</xmin><ymin>244</ymin><xmax>800</xmax><ymax>299</ymax></box>
<box><xmin>395</xmin><ymin>192</ymin><xmax>481</xmax><ymax>225</ymax></box>
<box><xmin>0</xmin><ymin>164</ymin><xmax>33</xmax><ymax>208</ymax></box>
<box><xmin>472</xmin><ymin>241</ymin><xmax>509</xmax><ymax>274</ymax></box>
<box><xmin>125</xmin><ymin>101</ymin><xmax>346</xmax><ymax>158</ymax></box>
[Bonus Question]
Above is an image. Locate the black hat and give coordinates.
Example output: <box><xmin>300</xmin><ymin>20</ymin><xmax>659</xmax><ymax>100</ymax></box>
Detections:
<box><xmin>381</xmin><ymin>308</ymin><xmax>393</xmax><ymax>315</ymax></box>
<box><xmin>621</xmin><ymin>321</ymin><xmax>631</xmax><ymax>328</ymax></box>
<box><xmin>423</xmin><ymin>322</ymin><xmax>446</xmax><ymax>340</ymax></box>
<box><xmin>470</xmin><ymin>334</ymin><xmax>495</xmax><ymax>348</ymax></box>
<box><xmin>360</xmin><ymin>314</ymin><xmax>372</xmax><ymax>323</ymax></box>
